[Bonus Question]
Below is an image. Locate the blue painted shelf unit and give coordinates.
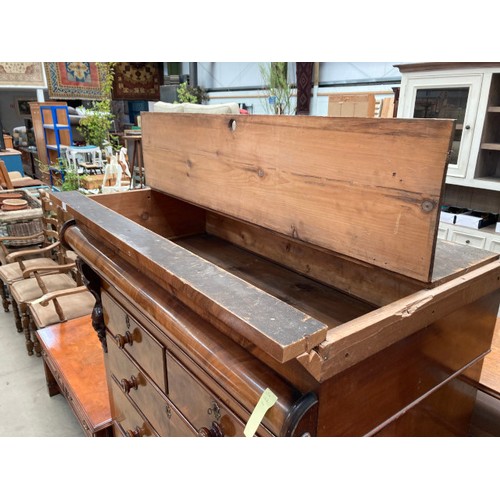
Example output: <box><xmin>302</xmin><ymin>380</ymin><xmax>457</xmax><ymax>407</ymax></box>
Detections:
<box><xmin>40</xmin><ymin>105</ymin><xmax>73</xmax><ymax>166</ymax></box>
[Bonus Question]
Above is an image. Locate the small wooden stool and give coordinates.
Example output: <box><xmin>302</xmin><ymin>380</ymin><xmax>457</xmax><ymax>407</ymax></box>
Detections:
<box><xmin>36</xmin><ymin>314</ymin><xmax>112</xmax><ymax>436</ymax></box>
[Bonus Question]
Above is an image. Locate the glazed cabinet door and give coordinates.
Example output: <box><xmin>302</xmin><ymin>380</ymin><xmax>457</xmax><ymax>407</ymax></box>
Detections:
<box><xmin>398</xmin><ymin>73</ymin><xmax>484</xmax><ymax>179</ymax></box>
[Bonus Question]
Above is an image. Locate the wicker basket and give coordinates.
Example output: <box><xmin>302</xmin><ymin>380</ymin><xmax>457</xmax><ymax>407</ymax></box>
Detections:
<box><xmin>0</xmin><ymin>189</ymin><xmax>44</xmax><ymax>247</ymax></box>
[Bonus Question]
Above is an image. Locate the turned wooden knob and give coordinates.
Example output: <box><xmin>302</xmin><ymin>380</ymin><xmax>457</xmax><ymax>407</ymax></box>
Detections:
<box><xmin>120</xmin><ymin>375</ymin><xmax>138</xmax><ymax>393</ymax></box>
<box><xmin>198</xmin><ymin>421</ymin><xmax>223</xmax><ymax>437</ymax></box>
<box><xmin>126</xmin><ymin>426</ymin><xmax>144</xmax><ymax>437</ymax></box>
<box><xmin>116</xmin><ymin>331</ymin><xmax>133</xmax><ymax>349</ymax></box>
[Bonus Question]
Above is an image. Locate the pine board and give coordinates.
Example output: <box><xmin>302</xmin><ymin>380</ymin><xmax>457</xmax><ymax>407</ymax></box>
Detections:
<box><xmin>142</xmin><ymin>113</ymin><xmax>454</xmax><ymax>282</ymax></box>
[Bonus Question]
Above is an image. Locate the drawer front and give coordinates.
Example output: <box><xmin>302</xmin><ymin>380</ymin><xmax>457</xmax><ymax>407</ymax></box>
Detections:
<box><xmin>112</xmin><ymin>421</ymin><xmax>126</xmax><ymax>437</ymax></box>
<box><xmin>108</xmin><ymin>376</ymin><xmax>158</xmax><ymax>437</ymax></box>
<box><xmin>103</xmin><ymin>291</ymin><xmax>166</xmax><ymax>392</ymax></box>
<box><xmin>437</xmin><ymin>226</ymin><xmax>449</xmax><ymax>240</ymax></box>
<box><xmin>489</xmin><ymin>239</ymin><xmax>500</xmax><ymax>253</ymax></box>
<box><xmin>449</xmin><ymin>230</ymin><xmax>486</xmax><ymax>249</ymax></box>
<box><xmin>108</xmin><ymin>339</ymin><xmax>195</xmax><ymax>437</ymax></box>
<box><xmin>166</xmin><ymin>352</ymin><xmax>247</xmax><ymax>437</ymax></box>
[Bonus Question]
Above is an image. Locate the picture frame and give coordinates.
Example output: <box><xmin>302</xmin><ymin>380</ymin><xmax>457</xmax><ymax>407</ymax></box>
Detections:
<box><xmin>15</xmin><ymin>98</ymin><xmax>34</xmax><ymax>117</ymax></box>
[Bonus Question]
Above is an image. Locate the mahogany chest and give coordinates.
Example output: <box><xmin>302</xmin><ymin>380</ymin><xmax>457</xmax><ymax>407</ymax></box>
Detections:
<box><xmin>53</xmin><ymin>112</ymin><xmax>500</xmax><ymax>436</ymax></box>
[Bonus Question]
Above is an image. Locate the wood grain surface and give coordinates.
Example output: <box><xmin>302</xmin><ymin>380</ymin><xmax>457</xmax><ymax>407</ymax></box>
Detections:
<box><xmin>479</xmin><ymin>317</ymin><xmax>500</xmax><ymax>397</ymax></box>
<box><xmin>142</xmin><ymin>113</ymin><xmax>454</xmax><ymax>281</ymax></box>
<box><xmin>56</xmin><ymin>192</ymin><xmax>328</xmax><ymax>363</ymax></box>
<box><xmin>36</xmin><ymin>315</ymin><xmax>111</xmax><ymax>432</ymax></box>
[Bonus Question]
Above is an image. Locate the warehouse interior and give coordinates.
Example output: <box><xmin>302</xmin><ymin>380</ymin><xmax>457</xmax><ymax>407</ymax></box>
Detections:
<box><xmin>1</xmin><ymin>5</ymin><xmax>499</xmax><ymax>500</ymax></box>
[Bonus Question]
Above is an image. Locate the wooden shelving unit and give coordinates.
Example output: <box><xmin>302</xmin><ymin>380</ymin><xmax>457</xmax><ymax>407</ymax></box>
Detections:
<box><xmin>476</xmin><ymin>74</ymin><xmax>500</xmax><ymax>182</ymax></box>
<box><xmin>29</xmin><ymin>101</ymin><xmax>66</xmax><ymax>166</ymax></box>
<box><xmin>40</xmin><ymin>105</ymin><xmax>73</xmax><ymax>165</ymax></box>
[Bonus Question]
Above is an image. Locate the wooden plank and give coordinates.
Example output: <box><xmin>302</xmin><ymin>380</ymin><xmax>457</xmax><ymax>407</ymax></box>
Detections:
<box><xmin>328</xmin><ymin>93</ymin><xmax>376</xmax><ymax>117</ymax></box>
<box><xmin>432</xmin><ymin>239</ymin><xmax>499</xmax><ymax>284</ymax></box>
<box><xmin>175</xmin><ymin>233</ymin><xmax>374</xmax><ymax>328</ymax></box>
<box><xmin>54</xmin><ymin>191</ymin><xmax>328</xmax><ymax>363</ymax></box>
<box><xmin>298</xmin><ymin>260</ymin><xmax>500</xmax><ymax>381</ymax></box>
<box><xmin>207</xmin><ymin>212</ymin><xmax>421</xmax><ymax>306</ymax></box>
<box><xmin>89</xmin><ymin>188</ymin><xmax>206</xmax><ymax>238</ymax></box>
<box><xmin>481</xmin><ymin>143</ymin><xmax>500</xmax><ymax>151</ymax></box>
<box><xmin>141</xmin><ymin>113</ymin><xmax>454</xmax><ymax>282</ymax></box>
<box><xmin>379</xmin><ymin>97</ymin><xmax>395</xmax><ymax>118</ymax></box>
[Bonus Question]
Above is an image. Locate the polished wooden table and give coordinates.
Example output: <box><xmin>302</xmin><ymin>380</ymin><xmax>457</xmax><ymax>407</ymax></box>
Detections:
<box><xmin>36</xmin><ymin>314</ymin><xmax>112</xmax><ymax>437</ymax></box>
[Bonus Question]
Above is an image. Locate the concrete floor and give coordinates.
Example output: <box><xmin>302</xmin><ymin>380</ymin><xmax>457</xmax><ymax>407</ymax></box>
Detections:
<box><xmin>0</xmin><ymin>305</ymin><xmax>84</xmax><ymax>437</ymax></box>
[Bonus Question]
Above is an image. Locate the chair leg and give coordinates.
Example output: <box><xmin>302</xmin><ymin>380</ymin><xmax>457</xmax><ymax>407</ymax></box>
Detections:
<box><xmin>12</xmin><ymin>299</ymin><xmax>22</xmax><ymax>333</ymax></box>
<box><xmin>31</xmin><ymin>317</ymin><xmax>42</xmax><ymax>357</ymax></box>
<box><xmin>22</xmin><ymin>308</ymin><xmax>34</xmax><ymax>356</ymax></box>
<box><xmin>1</xmin><ymin>282</ymin><xmax>10</xmax><ymax>312</ymax></box>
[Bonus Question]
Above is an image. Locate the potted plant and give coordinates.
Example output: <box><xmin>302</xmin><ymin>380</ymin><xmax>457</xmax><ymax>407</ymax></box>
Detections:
<box><xmin>259</xmin><ymin>62</ymin><xmax>294</xmax><ymax>115</ymax></box>
<box><xmin>77</xmin><ymin>62</ymin><xmax>118</xmax><ymax>153</ymax></box>
<box><xmin>175</xmin><ymin>81</ymin><xmax>209</xmax><ymax>104</ymax></box>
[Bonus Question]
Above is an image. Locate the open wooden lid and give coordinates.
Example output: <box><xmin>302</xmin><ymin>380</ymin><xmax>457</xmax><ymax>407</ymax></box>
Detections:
<box><xmin>142</xmin><ymin>113</ymin><xmax>454</xmax><ymax>283</ymax></box>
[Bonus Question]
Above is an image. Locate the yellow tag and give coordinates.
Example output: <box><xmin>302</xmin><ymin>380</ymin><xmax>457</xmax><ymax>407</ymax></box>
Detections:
<box><xmin>244</xmin><ymin>388</ymin><xmax>278</xmax><ymax>437</ymax></box>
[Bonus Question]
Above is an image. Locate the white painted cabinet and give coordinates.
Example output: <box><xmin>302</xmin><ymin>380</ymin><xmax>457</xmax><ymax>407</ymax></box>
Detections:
<box><xmin>397</xmin><ymin>63</ymin><xmax>500</xmax><ymax>192</ymax></box>
<box><xmin>398</xmin><ymin>64</ymin><xmax>500</xmax><ymax>256</ymax></box>
<box><xmin>438</xmin><ymin>222</ymin><xmax>500</xmax><ymax>253</ymax></box>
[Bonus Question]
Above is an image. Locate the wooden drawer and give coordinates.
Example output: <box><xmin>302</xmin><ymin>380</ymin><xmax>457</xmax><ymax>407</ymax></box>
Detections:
<box><xmin>166</xmin><ymin>351</ymin><xmax>248</xmax><ymax>437</ymax></box>
<box><xmin>108</xmin><ymin>376</ymin><xmax>158</xmax><ymax>437</ymax></box>
<box><xmin>103</xmin><ymin>291</ymin><xmax>166</xmax><ymax>392</ymax></box>
<box><xmin>108</xmin><ymin>339</ymin><xmax>195</xmax><ymax>436</ymax></box>
<box><xmin>450</xmin><ymin>230</ymin><xmax>486</xmax><ymax>249</ymax></box>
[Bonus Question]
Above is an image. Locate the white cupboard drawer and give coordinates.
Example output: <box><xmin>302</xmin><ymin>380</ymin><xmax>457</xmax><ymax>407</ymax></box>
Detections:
<box><xmin>489</xmin><ymin>239</ymin><xmax>500</xmax><ymax>253</ymax></box>
<box><xmin>449</xmin><ymin>230</ymin><xmax>486</xmax><ymax>249</ymax></box>
<box><xmin>437</xmin><ymin>226</ymin><xmax>449</xmax><ymax>240</ymax></box>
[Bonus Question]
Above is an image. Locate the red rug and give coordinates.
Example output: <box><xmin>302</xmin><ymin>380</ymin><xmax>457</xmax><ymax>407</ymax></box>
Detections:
<box><xmin>44</xmin><ymin>62</ymin><xmax>105</xmax><ymax>100</ymax></box>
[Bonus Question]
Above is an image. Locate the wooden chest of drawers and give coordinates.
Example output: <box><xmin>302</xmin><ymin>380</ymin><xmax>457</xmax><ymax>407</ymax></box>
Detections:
<box><xmin>54</xmin><ymin>113</ymin><xmax>500</xmax><ymax>436</ymax></box>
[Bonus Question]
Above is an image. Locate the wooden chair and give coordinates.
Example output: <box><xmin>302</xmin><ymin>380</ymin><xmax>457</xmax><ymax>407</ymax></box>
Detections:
<box><xmin>0</xmin><ymin>159</ymin><xmax>45</xmax><ymax>189</ymax></box>
<box><xmin>10</xmin><ymin>262</ymin><xmax>82</xmax><ymax>356</ymax></box>
<box><xmin>28</xmin><ymin>286</ymin><xmax>96</xmax><ymax>357</ymax></box>
<box><xmin>0</xmin><ymin>190</ymin><xmax>72</xmax><ymax>317</ymax></box>
<box><xmin>0</xmin><ymin>188</ymin><xmax>47</xmax><ymax>265</ymax></box>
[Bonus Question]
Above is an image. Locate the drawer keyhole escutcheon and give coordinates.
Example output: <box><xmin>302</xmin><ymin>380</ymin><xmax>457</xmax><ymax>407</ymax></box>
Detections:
<box><xmin>208</xmin><ymin>401</ymin><xmax>221</xmax><ymax>421</ymax></box>
<box><xmin>165</xmin><ymin>404</ymin><xmax>172</xmax><ymax>419</ymax></box>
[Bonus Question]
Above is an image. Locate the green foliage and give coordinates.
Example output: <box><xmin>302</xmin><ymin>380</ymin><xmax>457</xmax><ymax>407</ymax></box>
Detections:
<box><xmin>60</xmin><ymin>168</ymin><xmax>80</xmax><ymax>191</ymax></box>
<box><xmin>175</xmin><ymin>82</ymin><xmax>209</xmax><ymax>104</ymax></box>
<box><xmin>259</xmin><ymin>62</ymin><xmax>294</xmax><ymax>115</ymax></box>
<box><xmin>78</xmin><ymin>62</ymin><xmax>116</xmax><ymax>150</ymax></box>
<box><xmin>34</xmin><ymin>158</ymin><xmax>49</xmax><ymax>174</ymax></box>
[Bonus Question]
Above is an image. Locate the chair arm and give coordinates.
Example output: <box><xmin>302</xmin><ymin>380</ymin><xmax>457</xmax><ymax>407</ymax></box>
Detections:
<box><xmin>22</xmin><ymin>262</ymin><xmax>77</xmax><ymax>279</ymax></box>
<box><xmin>29</xmin><ymin>286</ymin><xmax>88</xmax><ymax>307</ymax></box>
<box><xmin>0</xmin><ymin>231</ymin><xmax>44</xmax><ymax>243</ymax></box>
<box><xmin>6</xmin><ymin>241</ymin><xmax>60</xmax><ymax>263</ymax></box>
